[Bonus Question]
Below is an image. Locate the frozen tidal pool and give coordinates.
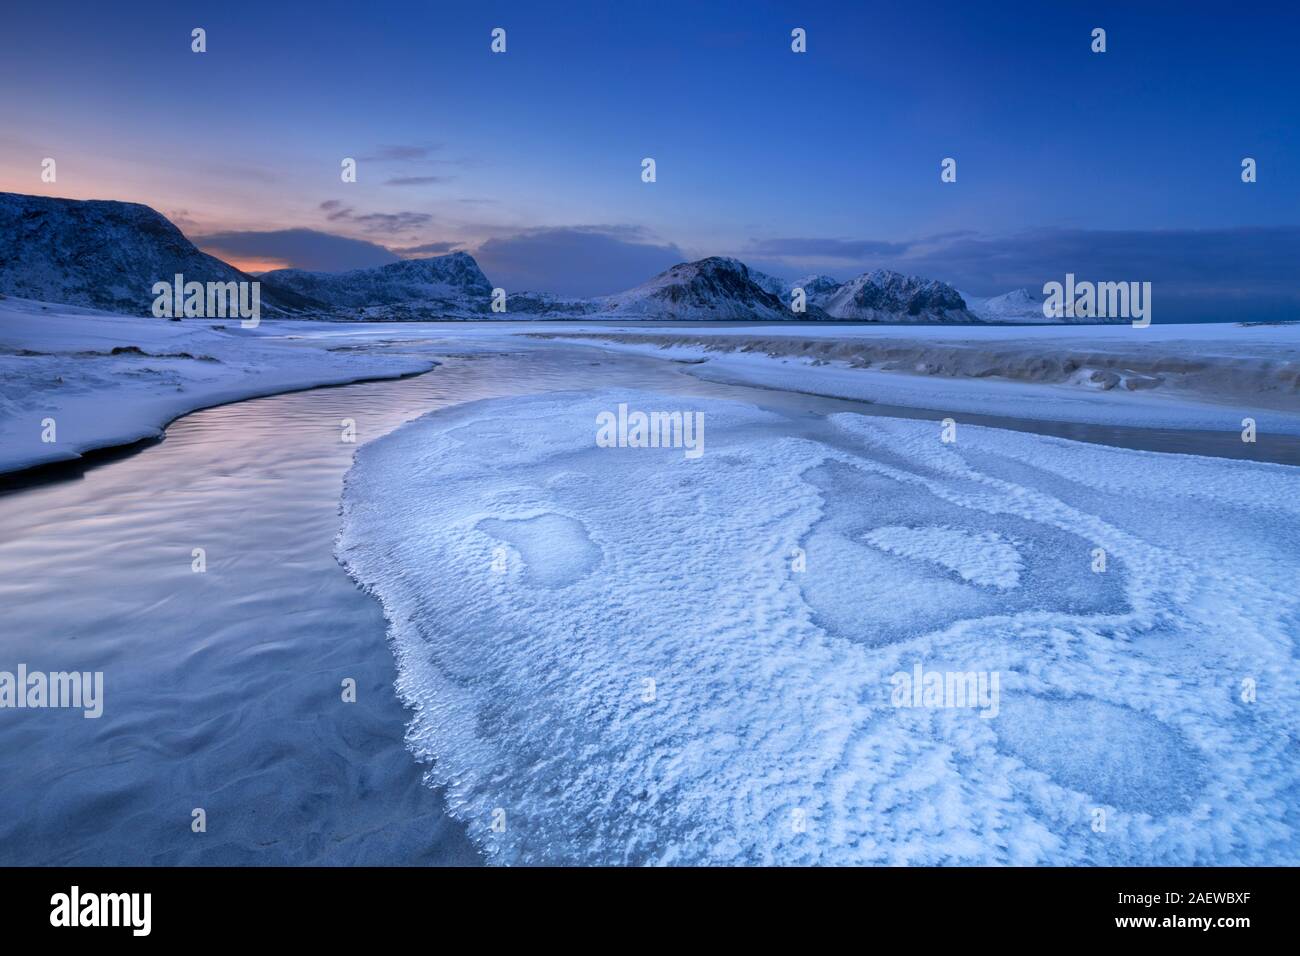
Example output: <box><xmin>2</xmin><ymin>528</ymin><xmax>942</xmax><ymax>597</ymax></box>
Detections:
<box><xmin>337</xmin><ymin>389</ymin><xmax>1300</xmax><ymax>865</ymax></box>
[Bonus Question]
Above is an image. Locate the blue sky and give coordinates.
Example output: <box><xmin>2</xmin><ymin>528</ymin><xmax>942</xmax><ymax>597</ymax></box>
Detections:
<box><xmin>1</xmin><ymin>0</ymin><xmax>1297</xmax><ymax>317</ymax></box>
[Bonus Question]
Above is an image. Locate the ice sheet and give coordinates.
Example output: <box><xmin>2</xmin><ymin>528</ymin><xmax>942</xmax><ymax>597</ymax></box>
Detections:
<box><xmin>337</xmin><ymin>388</ymin><xmax>1300</xmax><ymax>865</ymax></box>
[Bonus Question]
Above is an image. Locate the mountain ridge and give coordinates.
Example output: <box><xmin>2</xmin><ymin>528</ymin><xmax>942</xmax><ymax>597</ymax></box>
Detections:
<box><xmin>259</xmin><ymin>252</ymin><xmax>495</xmax><ymax>319</ymax></box>
<box><xmin>0</xmin><ymin>193</ymin><xmax>316</xmax><ymax>315</ymax></box>
<box><xmin>0</xmin><ymin>192</ymin><xmax>1063</xmax><ymax>323</ymax></box>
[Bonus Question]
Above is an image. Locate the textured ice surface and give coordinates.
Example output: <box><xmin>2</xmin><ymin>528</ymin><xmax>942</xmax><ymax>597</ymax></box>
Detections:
<box><xmin>477</xmin><ymin>514</ymin><xmax>601</xmax><ymax>588</ymax></box>
<box><xmin>338</xmin><ymin>389</ymin><xmax>1300</xmax><ymax>865</ymax></box>
<box><xmin>863</xmin><ymin>526</ymin><xmax>1022</xmax><ymax>588</ymax></box>
<box><xmin>994</xmin><ymin>696</ymin><xmax>1203</xmax><ymax>816</ymax></box>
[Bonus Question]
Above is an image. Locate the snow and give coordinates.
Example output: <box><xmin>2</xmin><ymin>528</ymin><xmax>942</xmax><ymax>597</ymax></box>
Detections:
<box><xmin>0</xmin><ymin>192</ymin><xmax>296</xmax><ymax>316</ymax></box>
<box><xmin>336</xmin><ymin>387</ymin><xmax>1300</xmax><ymax>865</ymax></box>
<box><xmin>7</xmin><ymin>294</ymin><xmax>1300</xmax><ymax>865</ymax></box>
<box><xmin>14</xmin><ymin>296</ymin><xmax>1294</xmax><ymax>482</ymax></box>
<box><xmin>822</xmin><ymin>269</ymin><xmax>973</xmax><ymax>321</ymax></box>
<box><xmin>0</xmin><ymin>297</ymin><xmax>435</xmax><ymax>475</ymax></box>
<box><xmin>544</xmin><ymin>322</ymin><xmax>1300</xmax><ymax>434</ymax></box>
<box><xmin>961</xmin><ymin>287</ymin><xmax>1055</xmax><ymax>323</ymax></box>
<box><xmin>261</xmin><ymin>252</ymin><xmax>496</xmax><ymax>319</ymax></box>
<box><xmin>790</xmin><ymin>274</ymin><xmax>843</xmax><ymax>307</ymax></box>
<box><xmin>598</xmin><ymin>257</ymin><xmax>791</xmax><ymax>320</ymax></box>
<box><xmin>863</xmin><ymin>525</ymin><xmax>1023</xmax><ymax>589</ymax></box>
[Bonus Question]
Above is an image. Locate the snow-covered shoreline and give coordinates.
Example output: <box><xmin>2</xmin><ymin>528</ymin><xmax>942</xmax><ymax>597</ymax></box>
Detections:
<box><xmin>6</xmin><ymin>299</ymin><xmax>1300</xmax><ymax>479</ymax></box>
<box><xmin>0</xmin><ymin>298</ymin><xmax>436</xmax><ymax>477</ymax></box>
<box><xmin>532</xmin><ymin>323</ymin><xmax>1300</xmax><ymax>435</ymax></box>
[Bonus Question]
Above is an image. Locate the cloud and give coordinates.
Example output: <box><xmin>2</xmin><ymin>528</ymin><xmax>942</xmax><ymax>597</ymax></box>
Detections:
<box><xmin>746</xmin><ymin>237</ymin><xmax>914</xmax><ymax>260</ymax></box>
<box><xmin>317</xmin><ymin>201</ymin><xmax>433</xmax><ymax>234</ymax></box>
<box><xmin>472</xmin><ymin>226</ymin><xmax>684</xmax><ymax>297</ymax></box>
<box><xmin>391</xmin><ymin>240</ymin><xmax>459</xmax><ymax>256</ymax></box>
<box><xmin>360</xmin><ymin>144</ymin><xmax>441</xmax><ymax>162</ymax></box>
<box><xmin>385</xmin><ymin>175</ymin><xmax>450</xmax><ymax>186</ymax></box>
<box><xmin>746</xmin><ymin>227</ymin><xmax>1300</xmax><ymax>322</ymax></box>
<box><xmin>924</xmin><ymin>227</ymin><xmax>1300</xmax><ymax>284</ymax></box>
<box><xmin>194</xmin><ymin>228</ymin><xmax>399</xmax><ymax>272</ymax></box>
<box><xmin>167</xmin><ymin>208</ymin><xmax>203</xmax><ymax>234</ymax></box>
<box><xmin>354</xmin><ymin>144</ymin><xmax>461</xmax><ymax>186</ymax></box>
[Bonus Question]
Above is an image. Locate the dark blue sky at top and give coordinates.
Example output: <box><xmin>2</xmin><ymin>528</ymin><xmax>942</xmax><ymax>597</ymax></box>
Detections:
<box><xmin>1</xmin><ymin>0</ymin><xmax>1297</xmax><ymax>318</ymax></box>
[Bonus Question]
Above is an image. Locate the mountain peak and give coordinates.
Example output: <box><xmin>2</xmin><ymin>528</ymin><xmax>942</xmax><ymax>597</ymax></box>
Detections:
<box><xmin>260</xmin><ymin>251</ymin><xmax>493</xmax><ymax>317</ymax></box>
<box><xmin>0</xmin><ymin>191</ymin><xmax>309</xmax><ymax>315</ymax></box>
<box><xmin>825</xmin><ymin>269</ymin><xmax>974</xmax><ymax>321</ymax></box>
<box><xmin>602</xmin><ymin>256</ymin><xmax>795</xmax><ymax>320</ymax></box>
<box><xmin>962</xmin><ymin>287</ymin><xmax>1054</xmax><ymax>323</ymax></box>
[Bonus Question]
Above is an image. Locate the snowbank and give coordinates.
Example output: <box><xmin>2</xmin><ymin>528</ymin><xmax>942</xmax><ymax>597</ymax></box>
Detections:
<box><xmin>0</xmin><ymin>297</ymin><xmax>435</xmax><ymax>476</ymax></box>
<box><xmin>337</xmin><ymin>388</ymin><xmax>1300</xmax><ymax>865</ymax></box>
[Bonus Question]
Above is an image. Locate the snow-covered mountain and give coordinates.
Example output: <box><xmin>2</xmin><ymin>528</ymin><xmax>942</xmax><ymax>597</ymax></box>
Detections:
<box><xmin>265</xmin><ymin>255</ymin><xmax>977</xmax><ymax>322</ymax></box>
<box><xmin>0</xmin><ymin>192</ymin><xmax>313</xmax><ymax>315</ymax></box>
<box><xmin>600</xmin><ymin>257</ymin><xmax>798</xmax><ymax>320</ymax></box>
<box><xmin>961</xmin><ymin>287</ymin><xmax>1052</xmax><ymax>323</ymax></box>
<box><xmin>262</xmin><ymin>255</ymin><xmax>609</xmax><ymax>319</ymax></box>
<box><xmin>822</xmin><ymin>269</ymin><xmax>975</xmax><ymax>322</ymax></box>
<box><xmin>789</xmin><ymin>274</ymin><xmax>843</xmax><ymax>308</ymax></box>
<box><xmin>0</xmin><ymin>192</ymin><xmax>1018</xmax><ymax>324</ymax></box>
<box><xmin>725</xmin><ymin>268</ymin><xmax>976</xmax><ymax>321</ymax></box>
<box><xmin>747</xmin><ymin>267</ymin><xmax>793</xmax><ymax>300</ymax></box>
<box><xmin>260</xmin><ymin>252</ymin><xmax>495</xmax><ymax>319</ymax></box>
<box><xmin>504</xmin><ymin>290</ymin><xmax>601</xmax><ymax>317</ymax></box>
<box><xmin>748</xmin><ymin>272</ymin><xmax>842</xmax><ymax>310</ymax></box>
